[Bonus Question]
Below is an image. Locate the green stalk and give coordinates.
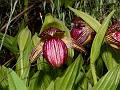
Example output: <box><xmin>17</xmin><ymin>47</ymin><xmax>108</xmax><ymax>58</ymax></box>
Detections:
<box><xmin>90</xmin><ymin>63</ymin><xmax>97</xmax><ymax>85</ymax></box>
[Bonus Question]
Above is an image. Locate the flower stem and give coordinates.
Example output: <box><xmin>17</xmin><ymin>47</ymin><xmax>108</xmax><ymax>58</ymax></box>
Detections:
<box><xmin>90</xmin><ymin>63</ymin><xmax>97</xmax><ymax>85</ymax></box>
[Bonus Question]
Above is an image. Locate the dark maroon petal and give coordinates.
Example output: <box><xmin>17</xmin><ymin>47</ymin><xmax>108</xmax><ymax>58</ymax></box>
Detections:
<box><xmin>72</xmin><ymin>16</ymin><xmax>84</xmax><ymax>26</ymax></box>
<box><xmin>39</xmin><ymin>27</ymin><xmax>64</xmax><ymax>40</ymax></box>
<box><xmin>43</xmin><ymin>37</ymin><xmax>68</xmax><ymax>68</ymax></box>
<box><xmin>70</xmin><ymin>28</ymin><xmax>83</xmax><ymax>40</ymax></box>
<box><xmin>71</xmin><ymin>16</ymin><xmax>85</xmax><ymax>29</ymax></box>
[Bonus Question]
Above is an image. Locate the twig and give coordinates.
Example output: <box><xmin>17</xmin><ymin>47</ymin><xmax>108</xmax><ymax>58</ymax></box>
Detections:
<box><xmin>0</xmin><ymin>0</ymin><xmax>18</xmax><ymax>51</ymax></box>
<box><xmin>0</xmin><ymin>5</ymin><xmax>34</xmax><ymax>32</ymax></box>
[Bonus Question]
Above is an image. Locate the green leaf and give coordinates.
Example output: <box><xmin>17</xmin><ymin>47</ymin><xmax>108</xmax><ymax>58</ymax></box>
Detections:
<box><xmin>32</xmin><ymin>33</ymin><xmax>40</xmax><ymax>46</ymax></box>
<box><xmin>96</xmin><ymin>57</ymin><xmax>104</xmax><ymax>77</ymax></box>
<box><xmin>17</xmin><ymin>26</ymin><xmax>31</xmax><ymax>51</ymax></box>
<box><xmin>93</xmin><ymin>65</ymin><xmax>120</xmax><ymax>90</ymax></box>
<box><xmin>8</xmin><ymin>69</ymin><xmax>27</xmax><ymax>90</ymax></box>
<box><xmin>74</xmin><ymin>71</ymin><xmax>85</xmax><ymax>90</ymax></box>
<box><xmin>29</xmin><ymin>70</ymin><xmax>52</xmax><ymax>90</ymax></box>
<box><xmin>0</xmin><ymin>66</ymin><xmax>8</xmax><ymax>90</ymax></box>
<box><xmin>37</xmin><ymin>56</ymin><xmax>50</xmax><ymax>71</ymax></box>
<box><xmin>90</xmin><ymin>10</ymin><xmax>115</xmax><ymax>64</ymax></box>
<box><xmin>0</xmin><ymin>32</ymin><xmax>18</xmax><ymax>54</ymax></box>
<box><xmin>16</xmin><ymin>26</ymin><xmax>32</xmax><ymax>84</ymax></box>
<box><xmin>101</xmin><ymin>44</ymin><xmax>118</xmax><ymax>70</ymax></box>
<box><xmin>54</xmin><ymin>55</ymin><xmax>83</xmax><ymax>90</ymax></box>
<box><xmin>46</xmin><ymin>81</ymin><xmax>55</xmax><ymax>90</ymax></box>
<box><xmin>68</xmin><ymin>6</ymin><xmax>101</xmax><ymax>33</ymax></box>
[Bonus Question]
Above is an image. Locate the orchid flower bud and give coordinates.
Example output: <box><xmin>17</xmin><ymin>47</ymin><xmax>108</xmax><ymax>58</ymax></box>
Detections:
<box><xmin>71</xmin><ymin>16</ymin><xmax>95</xmax><ymax>52</ymax></box>
<box><xmin>106</xmin><ymin>23</ymin><xmax>120</xmax><ymax>49</ymax></box>
<box><xmin>43</xmin><ymin>37</ymin><xmax>68</xmax><ymax>68</ymax></box>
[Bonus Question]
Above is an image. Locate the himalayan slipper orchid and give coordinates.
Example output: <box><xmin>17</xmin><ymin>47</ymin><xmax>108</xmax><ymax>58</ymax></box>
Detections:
<box><xmin>29</xmin><ymin>27</ymin><xmax>68</xmax><ymax>68</ymax></box>
<box><xmin>106</xmin><ymin>23</ymin><xmax>120</xmax><ymax>49</ymax></box>
<box><xmin>70</xmin><ymin>16</ymin><xmax>95</xmax><ymax>52</ymax></box>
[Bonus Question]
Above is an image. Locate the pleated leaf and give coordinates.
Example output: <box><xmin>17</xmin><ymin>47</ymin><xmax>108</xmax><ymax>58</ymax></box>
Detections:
<box><xmin>16</xmin><ymin>26</ymin><xmax>32</xmax><ymax>84</ymax></box>
<box><xmin>101</xmin><ymin>44</ymin><xmax>118</xmax><ymax>70</ymax></box>
<box><xmin>8</xmin><ymin>69</ymin><xmax>27</xmax><ymax>90</ymax></box>
<box><xmin>17</xmin><ymin>27</ymin><xmax>31</xmax><ymax>51</ymax></box>
<box><xmin>90</xmin><ymin>10</ymin><xmax>115</xmax><ymax>64</ymax></box>
<box><xmin>93</xmin><ymin>65</ymin><xmax>120</xmax><ymax>90</ymax></box>
<box><xmin>46</xmin><ymin>55</ymin><xmax>83</xmax><ymax>90</ymax></box>
<box><xmin>54</xmin><ymin>55</ymin><xmax>83</xmax><ymax>90</ymax></box>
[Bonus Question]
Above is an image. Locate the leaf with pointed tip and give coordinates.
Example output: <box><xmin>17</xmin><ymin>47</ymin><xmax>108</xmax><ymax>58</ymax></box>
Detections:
<box><xmin>16</xmin><ymin>26</ymin><xmax>32</xmax><ymax>84</ymax></box>
<box><xmin>90</xmin><ymin>10</ymin><xmax>115</xmax><ymax>64</ymax></box>
<box><xmin>17</xmin><ymin>27</ymin><xmax>31</xmax><ymax>52</ymax></box>
<box><xmin>46</xmin><ymin>55</ymin><xmax>83</xmax><ymax>90</ymax></box>
<box><xmin>93</xmin><ymin>65</ymin><xmax>120</xmax><ymax>90</ymax></box>
<box><xmin>101</xmin><ymin>44</ymin><xmax>118</xmax><ymax>70</ymax></box>
<box><xmin>8</xmin><ymin>69</ymin><xmax>27</xmax><ymax>90</ymax></box>
<box><xmin>68</xmin><ymin>6</ymin><xmax>101</xmax><ymax>33</ymax></box>
<box><xmin>54</xmin><ymin>55</ymin><xmax>83</xmax><ymax>90</ymax></box>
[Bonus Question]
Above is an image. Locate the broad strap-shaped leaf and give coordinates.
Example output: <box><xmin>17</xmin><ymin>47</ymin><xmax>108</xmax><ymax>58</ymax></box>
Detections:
<box><xmin>17</xmin><ymin>26</ymin><xmax>31</xmax><ymax>52</ymax></box>
<box><xmin>16</xmin><ymin>26</ymin><xmax>32</xmax><ymax>84</ymax></box>
<box><xmin>90</xmin><ymin>10</ymin><xmax>115</xmax><ymax>64</ymax></box>
<box><xmin>54</xmin><ymin>55</ymin><xmax>83</xmax><ymax>90</ymax></box>
<box><xmin>101</xmin><ymin>43</ymin><xmax>118</xmax><ymax>70</ymax></box>
<box><xmin>8</xmin><ymin>69</ymin><xmax>27</xmax><ymax>90</ymax></box>
<box><xmin>68</xmin><ymin>6</ymin><xmax>101</xmax><ymax>33</ymax></box>
<box><xmin>46</xmin><ymin>55</ymin><xmax>83</xmax><ymax>90</ymax></box>
<box><xmin>93</xmin><ymin>65</ymin><xmax>120</xmax><ymax>90</ymax></box>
